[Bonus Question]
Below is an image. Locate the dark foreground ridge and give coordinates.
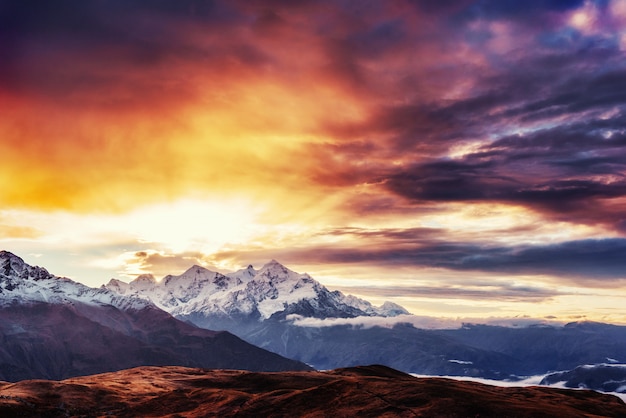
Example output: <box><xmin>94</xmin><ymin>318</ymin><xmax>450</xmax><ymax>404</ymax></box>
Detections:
<box><xmin>1</xmin><ymin>365</ymin><xmax>625</xmax><ymax>417</ymax></box>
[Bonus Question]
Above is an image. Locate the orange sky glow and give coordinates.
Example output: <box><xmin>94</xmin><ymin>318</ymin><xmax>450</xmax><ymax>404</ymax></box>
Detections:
<box><xmin>2</xmin><ymin>0</ymin><xmax>626</xmax><ymax>324</ymax></box>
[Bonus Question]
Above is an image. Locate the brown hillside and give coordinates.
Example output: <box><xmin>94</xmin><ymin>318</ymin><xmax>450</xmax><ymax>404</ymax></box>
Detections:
<box><xmin>0</xmin><ymin>365</ymin><xmax>624</xmax><ymax>417</ymax></box>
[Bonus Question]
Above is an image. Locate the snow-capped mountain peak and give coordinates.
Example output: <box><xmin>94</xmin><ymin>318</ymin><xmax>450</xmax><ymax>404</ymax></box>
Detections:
<box><xmin>257</xmin><ymin>260</ymin><xmax>296</xmax><ymax>281</ymax></box>
<box><xmin>105</xmin><ymin>259</ymin><xmax>410</xmax><ymax>322</ymax></box>
<box><xmin>1</xmin><ymin>250</ymin><xmax>54</xmax><ymax>283</ymax></box>
<box><xmin>162</xmin><ymin>265</ymin><xmax>215</xmax><ymax>285</ymax></box>
<box><xmin>134</xmin><ymin>273</ymin><xmax>157</xmax><ymax>285</ymax></box>
<box><xmin>0</xmin><ymin>251</ymin><xmax>152</xmax><ymax>311</ymax></box>
<box><xmin>226</xmin><ymin>264</ymin><xmax>257</xmax><ymax>283</ymax></box>
<box><xmin>377</xmin><ymin>301</ymin><xmax>410</xmax><ymax>317</ymax></box>
<box><xmin>105</xmin><ymin>278</ymin><xmax>128</xmax><ymax>292</ymax></box>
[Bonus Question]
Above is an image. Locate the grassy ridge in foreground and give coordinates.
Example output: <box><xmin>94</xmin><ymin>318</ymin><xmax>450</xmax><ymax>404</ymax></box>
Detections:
<box><xmin>1</xmin><ymin>365</ymin><xmax>625</xmax><ymax>417</ymax></box>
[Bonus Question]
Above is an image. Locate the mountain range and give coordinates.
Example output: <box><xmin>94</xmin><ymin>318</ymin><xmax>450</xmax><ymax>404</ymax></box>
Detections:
<box><xmin>0</xmin><ymin>251</ymin><xmax>310</xmax><ymax>381</ymax></box>
<box><xmin>105</xmin><ymin>259</ymin><xmax>626</xmax><ymax>381</ymax></box>
<box><xmin>541</xmin><ymin>363</ymin><xmax>626</xmax><ymax>393</ymax></box>
<box><xmin>105</xmin><ymin>259</ymin><xmax>408</xmax><ymax>324</ymax></box>
<box><xmin>4</xmin><ymin>249</ymin><xmax>626</xmax><ymax>391</ymax></box>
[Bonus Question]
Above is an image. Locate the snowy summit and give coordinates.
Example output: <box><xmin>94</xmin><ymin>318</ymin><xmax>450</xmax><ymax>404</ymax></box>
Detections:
<box><xmin>106</xmin><ymin>259</ymin><xmax>408</xmax><ymax>322</ymax></box>
<box><xmin>0</xmin><ymin>250</ymin><xmax>152</xmax><ymax>311</ymax></box>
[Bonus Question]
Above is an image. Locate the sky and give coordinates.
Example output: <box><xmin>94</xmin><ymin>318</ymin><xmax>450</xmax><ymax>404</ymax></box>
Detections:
<box><xmin>2</xmin><ymin>0</ymin><xmax>626</xmax><ymax>324</ymax></box>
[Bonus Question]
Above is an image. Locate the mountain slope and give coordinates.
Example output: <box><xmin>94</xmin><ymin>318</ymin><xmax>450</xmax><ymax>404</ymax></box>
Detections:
<box><xmin>106</xmin><ymin>258</ymin><xmax>626</xmax><ymax>379</ymax></box>
<box><xmin>540</xmin><ymin>363</ymin><xmax>626</xmax><ymax>393</ymax></box>
<box><xmin>0</xmin><ymin>250</ymin><xmax>150</xmax><ymax>311</ymax></box>
<box><xmin>104</xmin><ymin>260</ymin><xmax>529</xmax><ymax>377</ymax></box>
<box><xmin>242</xmin><ymin>322</ymin><xmax>522</xmax><ymax>379</ymax></box>
<box><xmin>439</xmin><ymin>322</ymin><xmax>626</xmax><ymax>375</ymax></box>
<box><xmin>0</xmin><ymin>251</ymin><xmax>310</xmax><ymax>381</ymax></box>
<box><xmin>1</xmin><ymin>365</ymin><xmax>625</xmax><ymax>417</ymax></box>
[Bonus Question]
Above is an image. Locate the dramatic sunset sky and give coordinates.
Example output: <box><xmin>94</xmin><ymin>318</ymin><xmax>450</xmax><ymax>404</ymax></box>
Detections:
<box><xmin>2</xmin><ymin>0</ymin><xmax>626</xmax><ymax>324</ymax></box>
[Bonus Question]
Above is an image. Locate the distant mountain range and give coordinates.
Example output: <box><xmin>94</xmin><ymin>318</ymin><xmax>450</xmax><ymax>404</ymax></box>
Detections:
<box><xmin>4</xmin><ymin>249</ymin><xmax>626</xmax><ymax>389</ymax></box>
<box><xmin>105</xmin><ymin>259</ymin><xmax>408</xmax><ymax>324</ymax></box>
<box><xmin>541</xmin><ymin>363</ymin><xmax>626</xmax><ymax>393</ymax></box>
<box><xmin>105</xmin><ymin>259</ymin><xmax>626</xmax><ymax>381</ymax></box>
<box><xmin>0</xmin><ymin>251</ymin><xmax>310</xmax><ymax>381</ymax></box>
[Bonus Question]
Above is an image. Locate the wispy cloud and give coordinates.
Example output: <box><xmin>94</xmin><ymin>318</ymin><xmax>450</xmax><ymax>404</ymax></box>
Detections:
<box><xmin>337</xmin><ymin>283</ymin><xmax>560</xmax><ymax>303</ymax></box>
<box><xmin>287</xmin><ymin>313</ymin><xmax>564</xmax><ymax>330</ymax></box>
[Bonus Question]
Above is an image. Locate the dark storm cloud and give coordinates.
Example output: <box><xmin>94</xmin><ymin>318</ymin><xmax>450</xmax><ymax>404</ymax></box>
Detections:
<box><xmin>411</xmin><ymin>0</ymin><xmax>585</xmax><ymax>17</ymax></box>
<box><xmin>213</xmin><ymin>234</ymin><xmax>626</xmax><ymax>281</ymax></box>
<box><xmin>363</xmin><ymin>53</ymin><xmax>626</xmax><ymax>154</ymax></box>
<box><xmin>351</xmin><ymin>10</ymin><xmax>626</xmax><ymax>227</ymax></box>
<box><xmin>503</xmin><ymin>69</ymin><xmax>626</xmax><ymax>122</ymax></box>
<box><xmin>289</xmin><ymin>238</ymin><xmax>626</xmax><ymax>280</ymax></box>
<box><xmin>384</xmin><ymin>157</ymin><xmax>626</xmax><ymax>211</ymax></box>
<box><xmin>0</xmin><ymin>0</ymin><xmax>423</xmax><ymax>107</ymax></box>
<box><xmin>6</xmin><ymin>0</ymin><xmax>626</xmax><ymax>285</ymax></box>
<box><xmin>457</xmin><ymin>0</ymin><xmax>585</xmax><ymax>20</ymax></box>
<box><xmin>10</xmin><ymin>1</ymin><xmax>623</xmax><ymax>202</ymax></box>
<box><xmin>316</xmin><ymin>47</ymin><xmax>626</xmax><ymax>213</ymax></box>
<box><xmin>0</xmin><ymin>0</ymin><xmax>240</xmax><ymax>39</ymax></box>
<box><xmin>382</xmin><ymin>112</ymin><xmax>626</xmax><ymax>223</ymax></box>
<box><xmin>439</xmin><ymin>238</ymin><xmax>626</xmax><ymax>279</ymax></box>
<box><xmin>0</xmin><ymin>0</ymin><xmax>253</xmax><ymax>101</ymax></box>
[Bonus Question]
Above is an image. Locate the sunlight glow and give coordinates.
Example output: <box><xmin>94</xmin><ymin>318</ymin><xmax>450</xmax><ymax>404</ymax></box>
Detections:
<box><xmin>126</xmin><ymin>198</ymin><xmax>259</xmax><ymax>252</ymax></box>
<box><xmin>1</xmin><ymin>197</ymin><xmax>261</xmax><ymax>251</ymax></box>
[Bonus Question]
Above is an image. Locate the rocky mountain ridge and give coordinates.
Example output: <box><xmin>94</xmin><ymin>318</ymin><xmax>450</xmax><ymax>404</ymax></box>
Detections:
<box><xmin>0</xmin><ymin>250</ymin><xmax>151</xmax><ymax>311</ymax></box>
<box><xmin>103</xmin><ymin>255</ymin><xmax>626</xmax><ymax>382</ymax></box>
<box><xmin>0</xmin><ymin>251</ymin><xmax>311</xmax><ymax>381</ymax></box>
<box><xmin>105</xmin><ymin>259</ymin><xmax>408</xmax><ymax>322</ymax></box>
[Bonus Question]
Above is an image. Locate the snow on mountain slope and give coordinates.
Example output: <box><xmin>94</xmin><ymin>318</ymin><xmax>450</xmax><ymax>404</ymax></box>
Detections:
<box><xmin>0</xmin><ymin>250</ymin><xmax>151</xmax><ymax>311</ymax></box>
<box><xmin>0</xmin><ymin>250</ymin><xmax>313</xmax><ymax>380</ymax></box>
<box><xmin>106</xmin><ymin>259</ymin><xmax>409</xmax><ymax>321</ymax></box>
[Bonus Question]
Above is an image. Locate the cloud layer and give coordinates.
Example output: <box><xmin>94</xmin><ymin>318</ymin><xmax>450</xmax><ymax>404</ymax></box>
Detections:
<box><xmin>2</xmin><ymin>0</ymin><xmax>626</xmax><ymax>321</ymax></box>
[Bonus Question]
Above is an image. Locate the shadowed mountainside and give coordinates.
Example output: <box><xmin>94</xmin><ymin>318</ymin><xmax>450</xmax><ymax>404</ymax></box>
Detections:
<box><xmin>0</xmin><ymin>365</ymin><xmax>625</xmax><ymax>417</ymax></box>
<box><xmin>541</xmin><ymin>364</ymin><xmax>626</xmax><ymax>393</ymax></box>
<box><xmin>104</xmin><ymin>259</ymin><xmax>626</xmax><ymax>378</ymax></box>
<box><xmin>0</xmin><ymin>302</ymin><xmax>311</xmax><ymax>381</ymax></box>
<box><xmin>0</xmin><ymin>251</ymin><xmax>311</xmax><ymax>381</ymax></box>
